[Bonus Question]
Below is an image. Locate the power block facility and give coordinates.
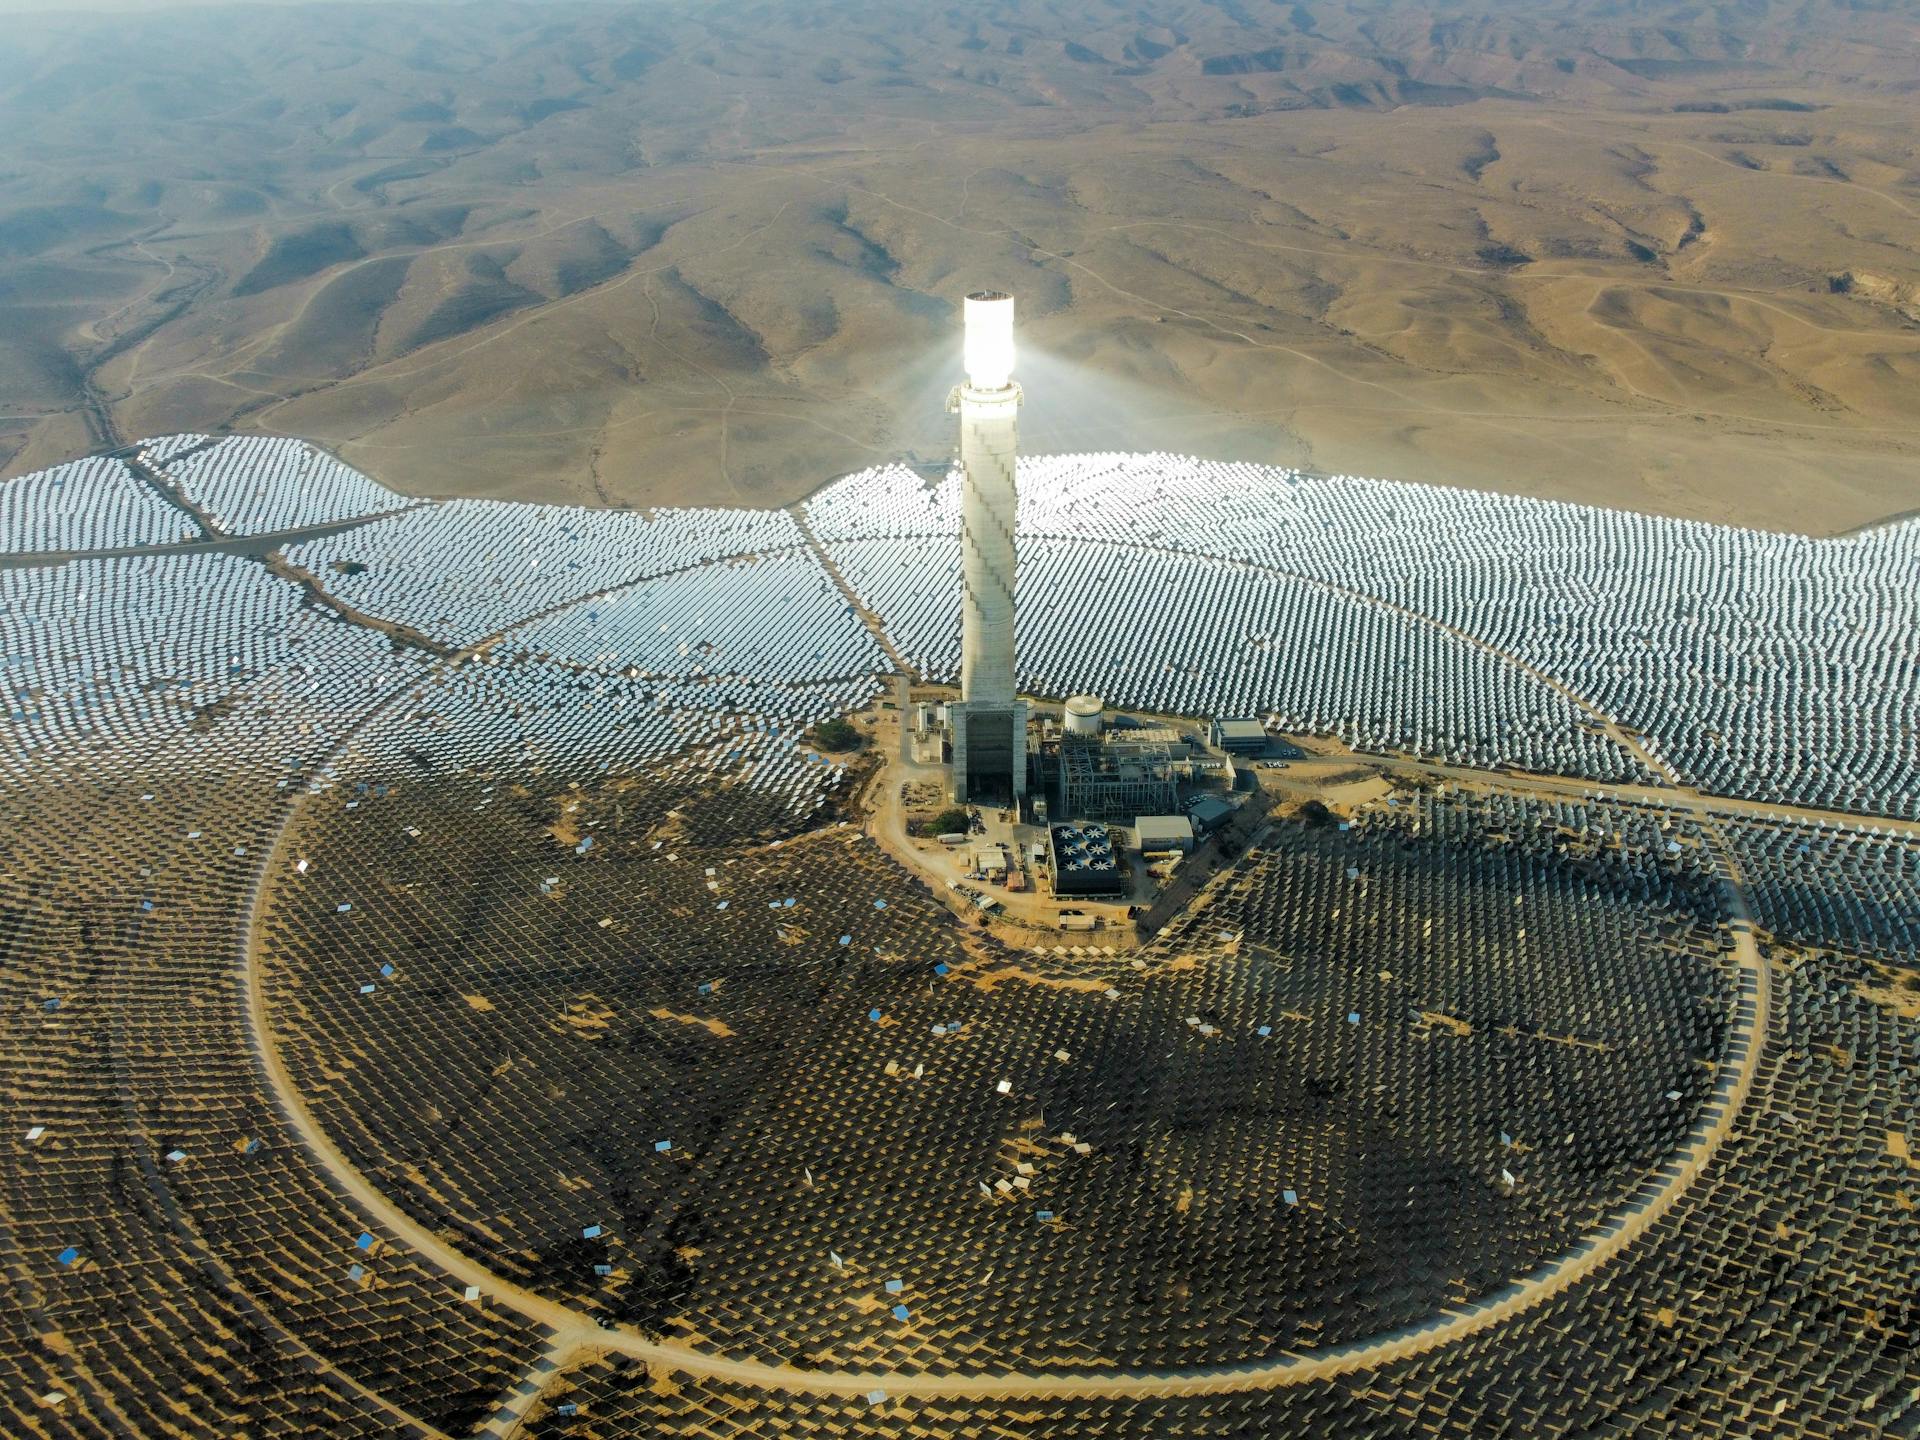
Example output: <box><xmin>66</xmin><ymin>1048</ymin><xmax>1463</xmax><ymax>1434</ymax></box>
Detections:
<box><xmin>1055</xmin><ymin>733</ymin><xmax>1181</xmax><ymax>821</ymax></box>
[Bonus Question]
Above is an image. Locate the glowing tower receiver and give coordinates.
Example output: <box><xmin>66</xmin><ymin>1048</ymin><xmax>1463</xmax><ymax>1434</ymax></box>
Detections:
<box><xmin>947</xmin><ymin>291</ymin><xmax>1027</xmax><ymax>804</ymax></box>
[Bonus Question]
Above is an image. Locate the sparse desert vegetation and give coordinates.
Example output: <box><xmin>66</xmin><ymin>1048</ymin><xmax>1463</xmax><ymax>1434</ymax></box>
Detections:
<box><xmin>809</xmin><ymin>716</ymin><xmax>864</xmax><ymax>753</ymax></box>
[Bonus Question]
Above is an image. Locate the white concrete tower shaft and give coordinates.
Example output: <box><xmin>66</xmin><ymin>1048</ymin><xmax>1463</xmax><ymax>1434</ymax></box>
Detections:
<box><xmin>947</xmin><ymin>291</ymin><xmax>1027</xmax><ymax>803</ymax></box>
<box><xmin>957</xmin><ymin>304</ymin><xmax>1020</xmax><ymax>706</ymax></box>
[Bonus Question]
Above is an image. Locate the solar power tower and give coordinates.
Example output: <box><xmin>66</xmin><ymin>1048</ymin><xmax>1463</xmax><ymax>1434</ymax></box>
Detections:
<box><xmin>947</xmin><ymin>291</ymin><xmax>1028</xmax><ymax>805</ymax></box>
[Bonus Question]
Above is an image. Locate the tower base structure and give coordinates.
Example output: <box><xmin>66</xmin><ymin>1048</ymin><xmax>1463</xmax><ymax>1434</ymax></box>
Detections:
<box><xmin>949</xmin><ymin>700</ymin><xmax>1028</xmax><ymax>806</ymax></box>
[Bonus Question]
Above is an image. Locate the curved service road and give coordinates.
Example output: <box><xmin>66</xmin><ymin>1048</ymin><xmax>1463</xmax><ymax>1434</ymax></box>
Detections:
<box><xmin>236</xmin><ymin>628</ymin><xmax>1776</xmax><ymax>1414</ymax></box>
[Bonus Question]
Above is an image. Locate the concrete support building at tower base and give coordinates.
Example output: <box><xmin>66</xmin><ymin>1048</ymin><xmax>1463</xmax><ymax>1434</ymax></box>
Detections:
<box><xmin>949</xmin><ymin>699</ymin><xmax>1029</xmax><ymax>806</ymax></box>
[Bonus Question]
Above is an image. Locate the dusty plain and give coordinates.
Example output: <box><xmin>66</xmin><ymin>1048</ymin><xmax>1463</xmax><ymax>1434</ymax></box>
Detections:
<box><xmin>2</xmin><ymin>0</ymin><xmax>1916</xmax><ymax>531</ymax></box>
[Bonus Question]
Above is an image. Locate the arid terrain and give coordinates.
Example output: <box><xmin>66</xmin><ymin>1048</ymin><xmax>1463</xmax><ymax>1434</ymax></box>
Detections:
<box><xmin>2</xmin><ymin>0</ymin><xmax>1916</xmax><ymax>530</ymax></box>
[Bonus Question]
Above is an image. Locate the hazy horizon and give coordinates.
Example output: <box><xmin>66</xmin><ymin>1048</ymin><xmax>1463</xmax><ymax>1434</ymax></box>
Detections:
<box><xmin>4</xmin><ymin>0</ymin><xmax>1916</xmax><ymax>532</ymax></box>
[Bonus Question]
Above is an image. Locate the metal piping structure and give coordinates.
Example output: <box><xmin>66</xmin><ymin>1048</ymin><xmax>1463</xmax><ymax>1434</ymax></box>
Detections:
<box><xmin>947</xmin><ymin>291</ymin><xmax>1027</xmax><ymax>804</ymax></box>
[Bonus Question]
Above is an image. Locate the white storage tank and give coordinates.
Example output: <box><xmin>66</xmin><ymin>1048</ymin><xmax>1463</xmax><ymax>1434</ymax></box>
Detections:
<box><xmin>1064</xmin><ymin>694</ymin><xmax>1104</xmax><ymax>737</ymax></box>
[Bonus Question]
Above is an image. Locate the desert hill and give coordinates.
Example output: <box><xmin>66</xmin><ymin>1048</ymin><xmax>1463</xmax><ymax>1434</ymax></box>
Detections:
<box><xmin>1</xmin><ymin>0</ymin><xmax>1916</xmax><ymax>530</ymax></box>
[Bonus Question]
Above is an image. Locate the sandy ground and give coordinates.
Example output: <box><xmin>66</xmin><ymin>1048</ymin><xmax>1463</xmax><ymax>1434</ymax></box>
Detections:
<box><xmin>3</xmin><ymin>1</ymin><xmax>1917</xmax><ymax>533</ymax></box>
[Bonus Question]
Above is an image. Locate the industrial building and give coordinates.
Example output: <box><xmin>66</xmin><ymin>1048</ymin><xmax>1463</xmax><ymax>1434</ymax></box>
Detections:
<box><xmin>1209</xmin><ymin>717</ymin><xmax>1269</xmax><ymax>755</ymax></box>
<box><xmin>1034</xmin><ymin>704</ymin><xmax>1234</xmax><ymax>823</ymax></box>
<box><xmin>1188</xmin><ymin>794</ymin><xmax>1235</xmax><ymax>835</ymax></box>
<box><xmin>946</xmin><ymin>291</ymin><xmax>1027</xmax><ymax>805</ymax></box>
<box><xmin>1134</xmin><ymin>814</ymin><xmax>1195</xmax><ymax>853</ymax></box>
<box><xmin>1047</xmin><ymin>823</ymin><xmax>1123</xmax><ymax>897</ymax></box>
<box><xmin>1055</xmin><ymin>733</ymin><xmax>1181</xmax><ymax>821</ymax></box>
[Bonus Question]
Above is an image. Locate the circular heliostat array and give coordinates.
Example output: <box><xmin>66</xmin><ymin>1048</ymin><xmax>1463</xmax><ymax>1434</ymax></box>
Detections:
<box><xmin>259</xmin><ymin>700</ymin><xmax>1738</xmax><ymax>1374</ymax></box>
<box><xmin>5</xmin><ymin>436</ymin><xmax>1911</xmax><ymax>1440</ymax></box>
